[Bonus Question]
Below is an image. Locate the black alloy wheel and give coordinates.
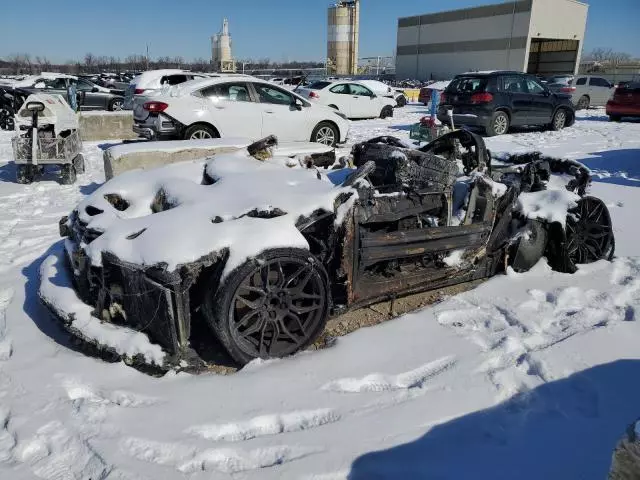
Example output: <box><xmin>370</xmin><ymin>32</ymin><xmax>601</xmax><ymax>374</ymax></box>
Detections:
<box><xmin>205</xmin><ymin>249</ymin><xmax>330</xmax><ymax>364</ymax></box>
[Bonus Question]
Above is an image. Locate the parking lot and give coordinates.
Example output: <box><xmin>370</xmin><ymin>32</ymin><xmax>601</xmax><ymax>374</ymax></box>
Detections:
<box><xmin>0</xmin><ymin>102</ymin><xmax>639</xmax><ymax>478</ymax></box>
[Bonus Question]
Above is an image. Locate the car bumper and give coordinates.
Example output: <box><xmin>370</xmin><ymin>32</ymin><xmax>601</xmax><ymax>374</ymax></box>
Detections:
<box><xmin>437</xmin><ymin>107</ymin><xmax>491</xmax><ymax>128</ymax></box>
<box><xmin>606</xmin><ymin>101</ymin><xmax>640</xmax><ymax>117</ymax></box>
<box><xmin>51</xmin><ymin>212</ymin><xmax>216</xmax><ymax>371</ymax></box>
<box><xmin>133</xmin><ymin>113</ymin><xmax>179</xmax><ymax>140</ymax></box>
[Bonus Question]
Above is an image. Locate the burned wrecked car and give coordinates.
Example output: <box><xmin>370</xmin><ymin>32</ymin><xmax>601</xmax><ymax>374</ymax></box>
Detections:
<box><xmin>41</xmin><ymin>132</ymin><xmax>615</xmax><ymax>369</ymax></box>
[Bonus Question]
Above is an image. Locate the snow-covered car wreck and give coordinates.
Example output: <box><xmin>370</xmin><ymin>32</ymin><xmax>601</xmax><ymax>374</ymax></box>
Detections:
<box><xmin>40</xmin><ymin>131</ymin><xmax>615</xmax><ymax>370</ymax></box>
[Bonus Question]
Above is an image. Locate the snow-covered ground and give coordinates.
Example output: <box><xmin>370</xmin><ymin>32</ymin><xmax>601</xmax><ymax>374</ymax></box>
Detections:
<box><xmin>1</xmin><ymin>106</ymin><xmax>640</xmax><ymax>479</ymax></box>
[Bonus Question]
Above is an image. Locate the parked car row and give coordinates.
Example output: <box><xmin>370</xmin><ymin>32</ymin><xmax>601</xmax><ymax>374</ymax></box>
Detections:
<box><xmin>132</xmin><ymin>76</ymin><xmax>350</xmax><ymax>146</ymax></box>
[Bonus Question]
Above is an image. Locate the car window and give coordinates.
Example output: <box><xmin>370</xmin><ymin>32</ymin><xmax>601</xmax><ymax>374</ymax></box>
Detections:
<box><xmin>74</xmin><ymin>79</ymin><xmax>95</xmax><ymax>91</ymax></box>
<box><xmin>43</xmin><ymin>78</ymin><xmax>67</xmax><ymax>89</ymax></box>
<box><xmin>329</xmin><ymin>84</ymin><xmax>350</xmax><ymax>94</ymax></box>
<box><xmin>254</xmin><ymin>84</ymin><xmax>293</xmax><ymax>105</ymax></box>
<box><xmin>526</xmin><ymin>79</ymin><xmax>546</xmax><ymax>94</ymax></box>
<box><xmin>160</xmin><ymin>75</ymin><xmax>188</xmax><ymax>86</ymax></box>
<box><xmin>589</xmin><ymin>77</ymin><xmax>610</xmax><ymax>87</ymax></box>
<box><xmin>307</xmin><ymin>82</ymin><xmax>335</xmax><ymax>93</ymax></box>
<box><xmin>349</xmin><ymin>84</ymin><xmax>373</xmax><ymax>96</ymax></box>
<box><xmin>201</xmin><ymin>82</ymin><xmax>252</xmax><ymax>102</ymax></box>
<box><xmin>501</xmin><ymin>76</ymin><xmax>527</xmax><ymax>93</ymax></box>
<box><xmin>575</xmin><ymin>77</ymin><xmax>587</xmax><ymax>86</ymax></box>
<box><xmin>448</xmin><ymin>77</ymin><xmax>488</xmax><ymax>94</ymax></box>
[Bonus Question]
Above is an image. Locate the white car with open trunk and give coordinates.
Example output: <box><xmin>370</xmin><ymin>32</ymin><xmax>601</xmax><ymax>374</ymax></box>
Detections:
<box><xmin>132</xmin><ymin>77</ymin><xmax>350</xmax><ymax>146</ymax></box>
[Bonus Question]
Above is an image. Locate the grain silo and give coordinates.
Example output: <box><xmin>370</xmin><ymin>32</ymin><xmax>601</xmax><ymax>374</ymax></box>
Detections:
<box><xmin>327</xmin><ymin>1</ymin><xmax>360</xmax><ymax>75</ymax></box>
<box><xmin>211</xmin><ymin>18</ymin><xmax>236</xmax><ymax>73</ymax></box>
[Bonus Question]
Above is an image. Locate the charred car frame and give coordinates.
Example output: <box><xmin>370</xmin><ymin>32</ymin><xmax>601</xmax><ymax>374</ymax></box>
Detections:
<box><xmin>48</xmin><ymin>131</ymin><xmax>615</xmax><ymax>369</ymax></box>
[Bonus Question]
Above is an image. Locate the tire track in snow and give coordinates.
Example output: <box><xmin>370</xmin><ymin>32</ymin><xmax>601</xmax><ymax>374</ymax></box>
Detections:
<box><xmin>121</xmin><ymin>437</ymin><xmax>321</xmax><ymax>474</ymax></box>
<box><xmin>0</xmin><ymin>287</ymin><xmax>14</xmax><ymax>361</ymax></box>
<box><xmin>435</xmin><ymin>259</ymin><xmax>639</xmax><ymax>400</ymax></box>
<box><xmin>321</xmin><ymin>356</ymin><xmax>457</xmax><ymax>393</ymax></box>
<box><xmin>185</xmin><ymin>408</ymin><xmax>340</xmax><ymax>442</ymax></box>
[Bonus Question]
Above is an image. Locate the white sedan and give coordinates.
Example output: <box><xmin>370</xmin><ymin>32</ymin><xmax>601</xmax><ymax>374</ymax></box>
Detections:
<box><xmin>132</xmin><ymin>77</ymin><xmax>350</xmax><ymax>146</ymax></box>
<box><xmin>296</xmin><ymin>81</ymin><xmax>397</xmax><ymax>119</ymax></box>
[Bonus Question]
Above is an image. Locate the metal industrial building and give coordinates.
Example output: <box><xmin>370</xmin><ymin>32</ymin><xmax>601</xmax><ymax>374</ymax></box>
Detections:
<box><xmin>327</xmin><ymin>1</ymin><xmax>360</xmax><ymax>75</ymax></box>
<box><xmin>211</xmin><ymin>18</ymin><xmax>236</xmax><ymax>73</ymax></box>
<box><xmin>396</xmin><ymin>0</ymin><xmax>588</xmax><ymax>80</ymax></box>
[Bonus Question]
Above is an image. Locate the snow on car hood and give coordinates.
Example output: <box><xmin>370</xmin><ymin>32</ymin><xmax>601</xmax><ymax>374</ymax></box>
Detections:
<box><xmin>75</xmin><ymin>150</ymin><xmax>354</xmax><ymax>273</ymax></box>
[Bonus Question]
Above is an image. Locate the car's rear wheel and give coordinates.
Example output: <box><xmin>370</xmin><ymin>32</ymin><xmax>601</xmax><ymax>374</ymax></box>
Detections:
<box><xmin>184</xmin><ymin>124</ymin><xmax>219</xmax><ymax>140</ymax></box>
<box><xmin>311</xmin><ymin>122</ymin><xmax>338</xmax><ymax>146</ymax></box>
<box><xmin>551</xmin><ymin>108</ymin><xmax>568</xmax><ymax>130</ymax></box>
<box><xmin>553</xmin><ymin>196</ymin><xmax>615</xmax><ymax>273</ymax></box>
<box><xmin>108</xmin><ymin>98</ymin><xmax>124</xmax><ymax>111</ymax></box>
<box><xmin>486</xmin><ymin>111</ymin><xmax>510</xmax><ymax>136</ymax></box>
<box><xmin>204</xmin><ymin>248</ymin><xmax>330</xmax><ymax>365</ymax></box>
<box><xmin>380</xmin><ymin>105</ymin><xmax>394</xmax><ymax>119</ymax></box>
<box><xmin>576</xmin><ymin>95</ymin><xmax>590</xmax><ymax>110</ymax></box>
<box><xmin>396</xmin><ymin>95</ymin><xmax>407</xmax><ymax>107</ymax></box>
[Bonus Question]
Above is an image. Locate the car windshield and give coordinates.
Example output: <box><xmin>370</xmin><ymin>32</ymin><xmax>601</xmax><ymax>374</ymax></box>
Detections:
<box><xmin>308</xmin><ymin>81</ymin><xmax>332</xmax><ymax>90</ymax></box>
<box><xmin>447</xmin><ymin>77</ymin><xmax>488</xmax><ymax>94</ymax></box>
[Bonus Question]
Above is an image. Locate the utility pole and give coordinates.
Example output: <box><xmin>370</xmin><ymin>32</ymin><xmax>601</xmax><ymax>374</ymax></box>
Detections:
<box><xmin>145</xmin><ymin>44</ymin><xmax>150</xmax><ymax>71</ymax></box>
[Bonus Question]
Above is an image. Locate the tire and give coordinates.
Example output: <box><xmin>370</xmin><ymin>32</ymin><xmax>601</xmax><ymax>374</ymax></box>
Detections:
<box><xmin>380</xmin><ymin>106</ymin><xmax>394</xmax><ymax>119</ymax></box>
<box><xmin>60</xmin><ymin>164</ymin><xmax>76</xmax><ymax>185</ymax></box>
<box><xmin>551</xmin><ymin>108</ymin><xmax>569</xmax><ymax>131</ymax></box>
<box><xmin>609</xmin><ymin>115</ymin><xmax>622</xmax><ymax>122</ymax></box>
<box><xmin>108</xmin><ymin>98</ymin><xmax>124</xmax><ymax>111</ymax></box>
<box><xmin>486</xmin><ymin>111</ymin><xmax>510</xmax><ymax>136</ymax></box>
<box><xmin>73</xmin><ymin>154</ymin><xmax>85</xmax><ymax>174</ymax></box>
<box><xmin>203</xmin><ymin>248</ymin><xmax>330</xmax><ymax>365</ymax></box>
<box><xmin>311</xmin><ymin>122</ymin><xmax>339</xmax><ymax>147</ymax></box>
<box><xmin>576</xmin><ymin>95</ymin><xmax>590</xmax><ymax>110</ymax></box>
<box><xmin>396</xmin><ymin>95</ymin><xmax>407</xmax><ymax>107</ymax></box>
<box><xmin>551</xmin><ymin>196</ymin><xmax>615</xmax><ymax>273</ymax></box>
<box><xmin>184</xmin><ymin>124</ymin><xmax>219</xmax><ymax>140</ymax></box>
<box><xmin>16</xmin><ymin>164</ymin><xmax>35</xmax><ymax>184</ymax></box>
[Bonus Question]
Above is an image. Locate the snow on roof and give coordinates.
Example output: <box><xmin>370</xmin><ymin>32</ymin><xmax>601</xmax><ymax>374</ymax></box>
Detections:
<box><xmin>77</xmin><ymin>149</ymin><xmax>354</xmax><ymax>274</ymax></box>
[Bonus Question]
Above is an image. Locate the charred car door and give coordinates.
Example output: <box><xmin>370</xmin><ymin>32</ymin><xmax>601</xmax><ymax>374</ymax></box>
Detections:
<box><xmin>348</xmin><ymin>132</ymin><xmax>498</xmax><ymax>305</ymax></box>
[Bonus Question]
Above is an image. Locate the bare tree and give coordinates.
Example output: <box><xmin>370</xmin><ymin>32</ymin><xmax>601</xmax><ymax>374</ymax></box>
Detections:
<box><xmin>585</xmin><ymin>48</ymin><xmax>632</xmax><ymax>65</ymax></box>
<box><xmin>84</xmin><ymin>53</ymin><xmax>96</xmax><ymax>73</ymax></box>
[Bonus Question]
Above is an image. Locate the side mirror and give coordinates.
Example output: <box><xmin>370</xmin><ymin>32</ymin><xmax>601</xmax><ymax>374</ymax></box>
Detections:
<box><xmin>370</xmin><ymin>93</ymin><xmax>377</xmax><ymax>99</ymax></box>
<box><xmin>293</xmin><ymin>98</ymin><xmax>304</xmax><ymax>110</ymax></box>
<box><xmin>26</xmin><ymin>101</ymin><xmax>45</xmax><ymax>113</ymax></box>
<box><xmin>91</xmin><ymin>87</ymin><xmax>99</xmax><ymax>93</ymax></box>
<box><xmin>542</xmin><ymin>89</ymin><xmax>551</xmax><ymax>97</ymax></box>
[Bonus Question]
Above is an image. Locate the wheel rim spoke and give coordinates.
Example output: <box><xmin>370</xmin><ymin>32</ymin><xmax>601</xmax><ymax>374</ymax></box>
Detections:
<box><xmin>229</xmin><ymin>257</ymin><xmax>326</xmax><ymax>359</ymax></box>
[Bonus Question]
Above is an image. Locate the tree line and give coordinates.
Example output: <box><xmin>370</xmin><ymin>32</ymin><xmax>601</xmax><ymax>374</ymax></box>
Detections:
<box><xmin>2</xmin><ymin>52</ymin><xmax>325</xmax><ymax>75</ymax></box>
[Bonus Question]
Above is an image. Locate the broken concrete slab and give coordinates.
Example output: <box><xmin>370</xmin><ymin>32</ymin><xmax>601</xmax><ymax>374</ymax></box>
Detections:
<box><xmin>103</xmin><ymin>138</ymin><xmax>335</xmax><ymax>179</ymax></box>
<box><xmin>79</xmin><ymin>111</ymin><xmax>137</xmax><ymax>141</ymax></box>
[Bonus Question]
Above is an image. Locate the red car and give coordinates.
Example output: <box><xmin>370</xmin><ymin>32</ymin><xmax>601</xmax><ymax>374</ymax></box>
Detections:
<box><xmin>606</xmin><ymin>82</ymin><xmax>640</xmax><ymax>121</ymax></box>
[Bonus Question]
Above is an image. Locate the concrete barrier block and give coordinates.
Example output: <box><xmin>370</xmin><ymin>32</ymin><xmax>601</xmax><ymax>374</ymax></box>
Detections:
<box><xmin>79</xmin><ymin>112</ymin><xmax>138</xmax><ymax>141</ymax></box>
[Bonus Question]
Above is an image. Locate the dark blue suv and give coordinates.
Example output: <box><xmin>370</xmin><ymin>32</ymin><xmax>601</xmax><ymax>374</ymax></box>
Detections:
<box><xmin>437</xmin><ymin>71</ymin><xmax>575</xmax><ymax>136</ymax></box>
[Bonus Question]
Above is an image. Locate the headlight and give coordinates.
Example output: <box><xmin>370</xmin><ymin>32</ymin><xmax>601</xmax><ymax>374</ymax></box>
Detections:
<box><xmin>334</xmin><ymin>111</ymin><xmax>348</xmax><ymax>120</ymax></box>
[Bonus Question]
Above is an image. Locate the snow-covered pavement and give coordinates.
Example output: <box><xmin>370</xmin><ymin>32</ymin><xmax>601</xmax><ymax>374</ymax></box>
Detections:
<box><xmin>1</xmin><ymin>107</ymin><xmax>640</xmax><ymax>479</ymax></box>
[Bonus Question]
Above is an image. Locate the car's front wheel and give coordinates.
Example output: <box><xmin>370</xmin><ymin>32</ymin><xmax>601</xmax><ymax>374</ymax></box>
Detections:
<box><xmin>204</xmin><ymin>248</ymin><xmax>330</xmax><ymax>365</ymax></box>
<box><xmin>184</xmin><ymin>124</ymin><xmax>219</xmax><ymax>140</ymax></box>
<box><xmin>486</xmin><ymin>111</ymin><xmax>510</xmax><ymax>136</ymax></box>
<box><xmin>311</xmin><ymin>122</ymin><xmax>339</xmax><ymax>146</ymax></box>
